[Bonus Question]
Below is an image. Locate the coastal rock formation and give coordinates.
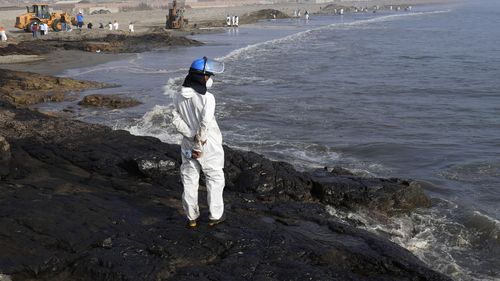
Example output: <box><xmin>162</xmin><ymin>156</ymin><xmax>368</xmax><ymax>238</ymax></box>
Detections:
<box><xmin>0</xmin><ymin>43</ymin><xmax>52</xmax><ymax>56</ymax></box>
<box><xmin>311</xmin><ymin>169</ymin><xmax>431</xmax><ymax>214</ymax></box>
<box><xmin>0</xmin><ymin>135</ymin><xmax>10</xmax><ymax>178</ymax></box>
<box><xmin>79</xmin><ymin>94</ymin><xmax>142</xmax><ymax>109</ymax></box>
<box><xmin>0</xmin><ymin>69</ymin><xmax>112</xmax><ymax>106</ymax></box>
<box><xmin>0</xmin><ymin>32</ymin><xmax>201</xmax><ymax>55</ymax></box>
<box><xmin>0</xmin><ymin>102</ymin><xmax>451</xmax><ymax>280</ymax></box>
<box><xmin>239</xmin><ymin>9</ymin><xmax>289</xmax><ymax>25</ymax></box>
<box><xmin>319</xmin><ymin>4</ymin><xmax>355</xmax><ymax>14</ymax></box>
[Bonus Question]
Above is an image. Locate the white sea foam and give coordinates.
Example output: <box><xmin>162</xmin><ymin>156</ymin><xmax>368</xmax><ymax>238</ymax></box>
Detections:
<box><xmin>125</xmin><ymin>104</ymin><xmax>181</xmax><ymax>145</ymax></box>
<box><xmin>163</xmin><ymin>76</ymin><xmax>184</xmax><ymax>98</ymax></box>
<box><xmin>0</xmin><ymin>274</ymin><xmax>12</xmax><ymax>281</ymax></box>
<box><xmin>326</xmin><ymin>203</ymin><xmax>499</xmax><ymax>281</ymax></box>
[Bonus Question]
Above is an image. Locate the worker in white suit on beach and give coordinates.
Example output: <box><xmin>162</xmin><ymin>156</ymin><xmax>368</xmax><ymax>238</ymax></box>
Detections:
<box><xmin>171</xmin><ymin>57</ymin><xmax>226</xmax><ymax>229</ymax></box>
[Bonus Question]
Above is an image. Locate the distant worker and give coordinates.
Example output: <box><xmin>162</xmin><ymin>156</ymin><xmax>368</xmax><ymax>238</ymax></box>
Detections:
<box><xmin>99</xmin><ymin>22</ymin><xmax>104</xmax><ymax>29</ymax></box>
<box><xmin>77</xmin><ymin>12</ymin><xmax>84</xmax><ymax>29</ymax></box>
<box><xmin>0</xmin><ymin>26</ymin><xmax>7</xmax><ymax>41</ymax></box>
<box><xmin>87</xmin><ymin>22</ymin><xmax>93</xmax><ymax>29</ymax></box>
<box><xmin>60</xmin><ymin>15</ymin><xmax>67</xmax><ymax>31</ymax></box>
<box><xmin>171</xmin><ymin>57</ymin><xmax>226</xmax><ymax>229</ymax></box>
<box><xmin>128</xmin><ymin>22</ymin><xmax>134</xmax><ymax>32</ymax></box>
<box><xmin>226</xmin><ymin>15</ymin><xmax>231</xmax><ymax>27</ymax></box>
<box><xmin>232</xmin><ymin>15</ymin><xmax>236</xmax><ymax>27</ymax></box>
<box><xmin>39</xmin><ymin>22</ymin><xmax>46</xmax><ymax>36</ymax></box>
<box><xmin>305</xmin><ymin>11</ymin><xmax>309</xmax><ymax>20</ymax></box>
<box><xmin>108</xmin><ymin>21</ymin><xmax>113</xmax><ymax>30</ymax></box>
<box><xmin>234</xmin><ymin>15</ymin><xmax>239</xmax><ymax>27</ymax></box>
<box><xmin>43</xmin><ymin>23</ymin><xmax>48</xmax><ymax>35</ymax></box>
<box><xmin>113</xmin><ymin>20</ymin><xmax>119</xmax><ymax>30</ymax></box>
<box><xmin>31</xmin><ymin>22</ymin><xmax>38</xmax><ymax>38</ymax></box>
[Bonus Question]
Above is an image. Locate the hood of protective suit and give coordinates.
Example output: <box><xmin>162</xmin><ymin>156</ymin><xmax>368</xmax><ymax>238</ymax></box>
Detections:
<box><xmin>182</xmin><ymin>72</ymin><xmax>208</xmax><ymax>95</ymax></box>
<box><xmin>180</xmin><ymin>86</ymin><xmax>197</xmax><ymax>99</ymax></box>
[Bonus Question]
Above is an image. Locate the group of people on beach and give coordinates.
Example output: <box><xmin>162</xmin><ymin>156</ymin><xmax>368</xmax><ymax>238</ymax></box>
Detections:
<box><xmin>53</xmin><ymin>11</ymin><xmax>134</xmax><ymax>33</ymax></box>
<box><xmin>97</xmin><ymin>21</ymin><xmax>135</xmax><ymax>32</ymax></box>
<box><xmin>226</xmin><ymin>15</ymin><xmax>239</xmax><ymax>27</ymax></box>
<box><xmin>30</xmin><ymin>22</ymin><xmax>49</xmax><ymax>38</ymax></box>
<box><xmin>292</xmin><ymin>10</ymin><xmax>310</xmax><ymax>20</ymax></box>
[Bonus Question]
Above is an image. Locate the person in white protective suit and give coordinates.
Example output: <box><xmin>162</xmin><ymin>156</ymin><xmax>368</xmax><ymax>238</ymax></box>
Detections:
<box><xmin>171</xmin><ymin>57</ymin><xmax>226</xmax><ymax>228</ymax></box>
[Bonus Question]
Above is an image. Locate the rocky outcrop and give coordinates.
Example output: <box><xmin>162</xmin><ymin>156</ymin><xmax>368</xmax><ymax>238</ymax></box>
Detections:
<box><xmin>0</xmin><ymin>31</ymin><xmax>202</xmax><ymax>55</ymax></box>
<box><xmin>239</xmin><ymin>9</ymin><xmax>290</xmax><ymax>25</ymax></box>
<box><xmin>0</xmin><ymin>43</ymin><xmax>53</xmax><ymax>56</ymax></box>
<box><xmin>0</xmin><ymin>103</ymin><xmax>451</xmax><ymax>281</ymax></box>
<box><xmin>318</xmin><ymin>4</ymin><xmax>355</xmax><ymax>14</ymax></box>
<box><xmin>79</xmin><ymin>94</ymin><xmax>142</xmax><ymax>109</ymax></box>
<box><xmin>311</xmin><ymin>169</ymin><xmax>431</xmax><ymax>214</ymax></box>
<box><xmin>0</xmin><ymin>135</ymin><xmax>10</xmax><ymax>178</ymax></box>
<box><xmin>0</xmin><ymin>69</ymin><xmax>112</xmax><ymax>106</ymax></box>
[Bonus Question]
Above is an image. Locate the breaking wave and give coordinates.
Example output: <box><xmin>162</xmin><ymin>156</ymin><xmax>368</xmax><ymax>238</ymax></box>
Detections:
<box><xmin>327</xmin><ymin>200</ymin><xmax>500</xmax><ymax>281</ymax></box>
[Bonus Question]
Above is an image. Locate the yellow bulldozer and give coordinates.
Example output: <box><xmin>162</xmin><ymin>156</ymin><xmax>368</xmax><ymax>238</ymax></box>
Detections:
<box><xmin>15</xmin><ymin>4</ymin><xmax>73</xmax><ymax>32</ymax></box>
<box><xmin>166</xmin><ymin>0</ymin><xmax>188</xmax><ymax>29</ymax></box>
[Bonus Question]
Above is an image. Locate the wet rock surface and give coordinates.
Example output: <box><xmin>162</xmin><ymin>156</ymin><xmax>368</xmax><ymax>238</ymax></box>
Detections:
<box><xmin>311</xmin><ymin>169</ymin><xmax>431</xmax><ymax>214</ymax></box>
<box><xmin>0</xmin><ymin>32</ymin><xmax>201</xmax><ymax>55</ymax></box>
<box><xmin>0</xmin><ymin>43</ymin><xmax>52</xmax><ymax>56</ymax></box>
<box><xmin>0</xmin><ymin>135</ymin><xmax>10</xmax><ymax>178</ymax></box>
<box><xmin>0</xmin><ymin>103</ymin><xmax>451</xmax><ymax>280</ymax></box>
<box><xmin>0</xmin><ymin>69</ymin><xmax>112</xmax><ymax>106</ymax></box>
<box><xmin>79</xmin><ymin>94</ymin><xmax>142</xmax><ymax>109</ymax></box>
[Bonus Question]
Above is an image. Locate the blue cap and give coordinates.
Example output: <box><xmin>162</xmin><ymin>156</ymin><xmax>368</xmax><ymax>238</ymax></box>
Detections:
<box><xmin>189</xmin><ymin>57</ymin><xmax>224</xmax><ymax>75</ymax></box>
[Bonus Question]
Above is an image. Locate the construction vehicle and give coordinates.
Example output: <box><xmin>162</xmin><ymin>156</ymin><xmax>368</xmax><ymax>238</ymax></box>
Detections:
<box><xmin>166</xmin><ymin>0</ymin><xmax>188</xmax><ymax>29</ymax></box>
<box><xmin>15</xmin><ymin>4</ymin><xmax>73</xmax><ymax>32</ymax></box>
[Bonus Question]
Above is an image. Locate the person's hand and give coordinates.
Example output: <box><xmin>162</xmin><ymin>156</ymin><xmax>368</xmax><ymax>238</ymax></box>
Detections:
<box><xmin>191</xmin><ymin>150</ymin><xmax>202</xmax><ymax>159</ymax></box>
<box><xmin>194</xmin><ymin>135</ymin><xmax>207</xmax><ymax>146</ymax></box>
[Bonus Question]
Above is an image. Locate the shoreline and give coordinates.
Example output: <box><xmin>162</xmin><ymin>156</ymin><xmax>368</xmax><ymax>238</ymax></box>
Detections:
<box><xmin>0</xmin><ymin>0</ymin><xmax>455</xmax><ymax>74</ymax></box>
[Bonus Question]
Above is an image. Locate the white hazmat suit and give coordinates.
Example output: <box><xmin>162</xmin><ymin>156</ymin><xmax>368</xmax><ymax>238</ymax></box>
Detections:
<box><xmin>172</xmin><ymin>86</ymin><xmax>225</xmax><ymax>221</ymax></box>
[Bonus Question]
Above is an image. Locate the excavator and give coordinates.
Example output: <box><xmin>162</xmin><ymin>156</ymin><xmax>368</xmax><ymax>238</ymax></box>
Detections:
<box><xmin>15</xmin><ymin>4</ymin><xmax>73</xmax><ymax>32</ymax></box>
<box><xmin>165</xmin><ymin>0</ymin><xmax>188</xmax><ymax>29</ymax></box>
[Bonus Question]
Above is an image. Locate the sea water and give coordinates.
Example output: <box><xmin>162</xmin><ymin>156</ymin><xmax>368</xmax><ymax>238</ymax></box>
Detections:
<box><xmin>43</xmin><ymin>1</ymin><xmax>500</xmax><ymax>279</ymax></box>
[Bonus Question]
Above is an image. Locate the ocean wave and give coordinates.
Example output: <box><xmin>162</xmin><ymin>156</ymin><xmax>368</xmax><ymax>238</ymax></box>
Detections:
<box><xmin>326</xmin><ymin>199</ymin><xmax>500</xmax><ymax>281</ymax></box>
<box><xmin>440</xmin><ymin>160</ymin><xmax>500</xmax><ymax>182</ymax></box>
<box><xmin>219</xmin><ymin>10</ymin><xmax>450</xmax><ymax>63</ymax></box>
<box><xmin>123</xmin><ymin>104</ymin><xmax>181</xmax><ymax>145</ymax></box>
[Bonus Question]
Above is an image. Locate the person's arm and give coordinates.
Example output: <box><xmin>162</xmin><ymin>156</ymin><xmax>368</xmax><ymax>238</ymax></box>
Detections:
<box><xmin>172</xmin><ymin>109</ymin><xmax>195</xmax><ymax>139</ymax></box>
<box><xmin>195</xmin><ymin>94</ymin><xmax>216</xmax><ymax>144</ymax></box>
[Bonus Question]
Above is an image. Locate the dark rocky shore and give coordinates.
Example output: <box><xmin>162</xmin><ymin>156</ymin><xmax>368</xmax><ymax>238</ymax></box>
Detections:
<box><xmin>0</xmin><ymin>97</ymin><xmax>452</xmax><ymax>280</ymax></box>
<box><xmin>0</xmin><ymin>69</ymin><xmax>113</xmax><ymax>106</ymax></box>
<box><xmin>0</xmin><ymin>31</ymin><xmax>201</xmax><ymax>55</ymax></box>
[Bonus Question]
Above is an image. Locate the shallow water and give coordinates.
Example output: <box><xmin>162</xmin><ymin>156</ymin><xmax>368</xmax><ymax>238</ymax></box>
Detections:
<box><xmin>39</xmin><ymin>1</ymin><xmax>500</xmax><ymax>279</ymax></box>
